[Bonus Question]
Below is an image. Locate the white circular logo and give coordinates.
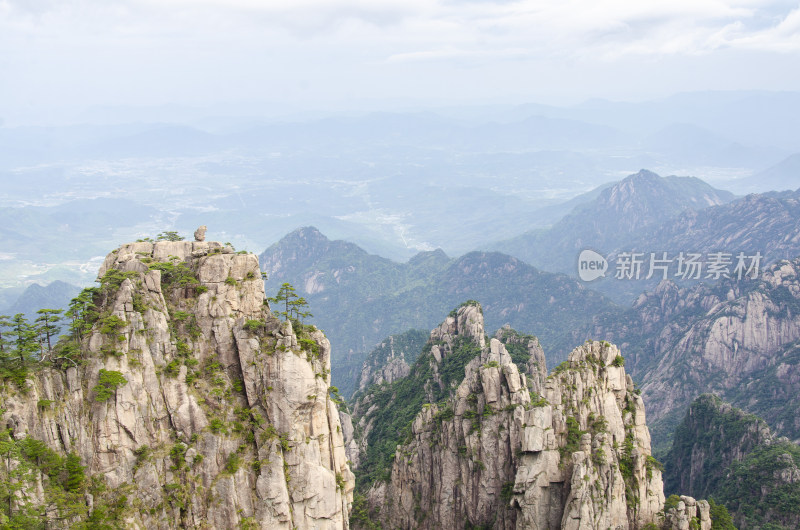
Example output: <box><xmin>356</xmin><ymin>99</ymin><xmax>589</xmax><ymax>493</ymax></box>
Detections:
<box><xmin>578</xmin><ymin>250</ymin><xmax>608</xmax><ymax>281</ymax></box>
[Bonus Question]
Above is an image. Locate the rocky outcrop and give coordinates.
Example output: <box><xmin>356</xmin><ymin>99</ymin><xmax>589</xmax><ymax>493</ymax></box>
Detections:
<box><xmin>512</xmin><ymin>341</ymin><xmax>664</xmax><ymax>530</ymax></box>
<box><xmin>338</xmin><ymin>410</ymin><xmax>360</xmax><ymax>469</ymax></box>
<box><xmin>0</xmin><ymin>239</ymin><xmax>353</xmax><ymax>528</ymax></box>
<box><xmin>360</xmin><ymin>301</ymin><xmax>665</xmax><ymax>529</ymax></box>
<box><xmin>495</xmin><ymin>325</ymin><xmax>547</xmax><ymax>394</ymax></box>
<box><xmin>349</xmin><ymin>303</ymin><xmax>490</xmax><ymax>476</ymax></box>
<box><xmin>664</xmin><ymin>496</ymin><xmax>711</xmax><ymax>530</ymax></box>
<box><xmin>355</xmin><ymin>329</ymin><xmax>429</xmax><ymax>394</ymax></box>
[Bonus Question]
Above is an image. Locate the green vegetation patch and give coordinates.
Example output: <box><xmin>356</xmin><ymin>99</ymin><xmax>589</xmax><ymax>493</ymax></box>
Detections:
<box><xmin>0</xmin><ymin>430</ymin><xmax>124</xmax><ymax>527</ymax></box>
<box><xmin>716</xmin><ymin>442</ymin><xmax>800</xmax><ymax>529</ymax></box>
<box><xmin>496</xmin><ymin>327</ymin><xmax>540</xmax><ymax>373</ymax></box>
<box><xmin>93</xmin><ymin>369</ymin><xmax>128</xmax><ymax>402</ymax></box>
<box><xmin>148</xmin><ymin>260</ymin><xmax>199</xmax><ymax>287</ymax></box>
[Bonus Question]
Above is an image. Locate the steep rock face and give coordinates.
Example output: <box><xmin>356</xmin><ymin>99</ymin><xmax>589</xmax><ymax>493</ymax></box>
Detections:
<box><xmin>0</xmin><ymin>239</ymin><xmax>354</xmax><ymax>528</ymax></box>
<box><xmin>577</xmin><ymin>257</ymin><xmax>800</xmax><ymax>447</ymax></box>
<box><xmin>355</xmin><ymin>330</ymin><xmax>429</xmax><ymax>394</ymax></box>
<box><xmin>664</xmin><ymin>394</ymin><xmax>800</xmax><ymax>529</ymax></box>
<box><xmin>349</xmin><ymin>303</ymin><xmax>489</xmax><ymax>478</ymax></box>
<box><xmin>361</xmin><ymin>305</ymin><xmax>665</xmax><ymax>529</ymax></box>
<box><xmin>494</xmin><ymin>325</ymin><xmax>547</xmax><ymax>394</ymax></box>
<box><xmin>641</xmin><ymin>260</ymin><xmax>800</xmax><ymax>436</ymax></box>
<box><xmin>339</xmin><ymin>410</ymin><xmax>360</xmax><ymax>469</ymax></box>
<box><xmin>512</xmin><ymin>342</ymin><xmax>664</xmax><ymax>530</ymax></box>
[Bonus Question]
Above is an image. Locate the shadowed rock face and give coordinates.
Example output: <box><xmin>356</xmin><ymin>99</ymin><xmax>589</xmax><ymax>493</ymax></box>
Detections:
<box><xmin>1</xmin><ymin>239</ymin><xmax>354</xmax><ymax>529</ymax></box>
<box><xmin>358</xmin><ymin>303</ymin><xmax>666</xmax><ymax>529</ymax></box>
<box><xmin>664</xmin><ymin>394</ymin><xmax>774</xmax><ymax>498</ymax></box>
<box><xmin>664</xmin><ymin>395</ymin><xmax>800</xmax><ymax>529</ymax></box>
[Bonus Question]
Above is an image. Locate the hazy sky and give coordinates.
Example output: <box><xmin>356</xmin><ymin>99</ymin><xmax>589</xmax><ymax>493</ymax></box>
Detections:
<box><xmin>2</xmin><ymin>0</ymin><xmax>800</xmax><ymax>123</ymax></box>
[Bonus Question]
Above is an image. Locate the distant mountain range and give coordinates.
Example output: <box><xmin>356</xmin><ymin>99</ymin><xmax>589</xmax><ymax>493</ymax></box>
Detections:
<box><xmin>734</xmin><ymin>152</ymin><xmax>800</xmax><ymax>193</ymax></box>
<box><xmin>0</xmin><ymin>198</ymin><xmax>159</xmax><ymax>261</ymax></box>
<box><xmin>493</xmin><ymin>169</ymin><xmax>735</xmax><ymax>278</ymax></box>
<box><xmin>260</xmin><ymin>227</ymin><xmax>618</xmax><ymax>396</ymax></box>
<box><xmin>627</xmin><ymin>188</ymin><xmax>800</xmax><ymax>260</ymax></box>
<box><xmin>494</xmin><ymin>170</ymin><xmax>800</xmax><ymax>305</ymax></box>
<box><xmin>0</xmin><ymin>280</ymin><xmax>80</xmax><ymax>320</ymax></box>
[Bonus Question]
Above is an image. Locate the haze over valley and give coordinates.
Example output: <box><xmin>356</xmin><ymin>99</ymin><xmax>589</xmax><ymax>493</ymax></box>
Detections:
<box><xmin>3</xmin><ymin>90</ymin><xmax>800</xmax><ymax>294</ymax></box>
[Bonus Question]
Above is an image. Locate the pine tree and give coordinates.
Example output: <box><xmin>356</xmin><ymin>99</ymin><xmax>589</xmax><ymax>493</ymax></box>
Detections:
<box><xmin>9</xmin><ymin>314</ymin><xmax>38</xmax><ymax>364</ymax></box>
<box><xmin>35</xmin><ymin>309</ymin><xmax>63</xmax><ymax>358</ymax></box>
<box><xmin>267</xmin><ymin>283</ymin><xmax>297</xmax><ymax>321</ymax></box>
<box><xmin>156</xmin><ymin>231</ymin><xmax>184</xmax><ymax>241</ymax></box>
<box><xmin>0</xmin><ymin>315</ymin><xmax>10</xmax><ymax>358</ymax></box>
<box><xmin>0</xmin><ymin>315</ymin><xmax>14</xmax><ymax>374</ymax></box>
<box><xmin>267</xmin><ymin>283</ymin><xmax>313</xmax><ymax>324</ymax></box>
<box><xmin>290</xmin><ymin>296</ymin><xmax>313</xmax><ymax>324</ymax></box>
<box><xmin>63</xmin><ymin>453</ymin><xmax>85</xmax><ymax>493</ymax></box>
<box><xmin>66</xmin><ymin>288</ymin><xmax>98</xmax><ymax>341</ymax></box>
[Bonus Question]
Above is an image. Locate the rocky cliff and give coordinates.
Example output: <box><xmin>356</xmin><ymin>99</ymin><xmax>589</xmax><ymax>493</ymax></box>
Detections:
<box><xmin>355</xmin><ymin>303</ymin><xmax>671</xmax><ymax>529</ymax></box>
<box><xmin>0</xmin><ymin>239</ymin><xmax>354</xmax><ymax>528</ymax></box>
<box><xmin>664</xmin><ymin>394</ymin><xmax>800</xmax><ymax>529</ymax></box>
<box><xmin>576</xmin><ymin>257</ymin><xmax>800</xmax><ymax>449</ymax></box>
<box><xmin>354</xmin><ymin>329</ymin><xmax>429</xmax><ymax>395</ymax></box>
<box><xmin>642</xmin><ymin>260</ymin><xmax>800</xmax><ymax>440</ymax></box>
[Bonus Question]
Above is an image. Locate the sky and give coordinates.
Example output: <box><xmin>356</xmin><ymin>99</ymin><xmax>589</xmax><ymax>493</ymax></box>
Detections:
<box><xmin>2</xmin><ymin>0</ymin><xmax>800</xmax><ymax>124</ymax></box>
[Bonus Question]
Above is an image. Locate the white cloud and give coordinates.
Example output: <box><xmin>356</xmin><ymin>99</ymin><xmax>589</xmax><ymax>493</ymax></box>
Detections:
<box><xmin>0</xmin><ymin>0</ymin><xmax>799</xmax><ymax>118</ymax></box>
<box><xmin>386</xmin><ymin>46</ymin><xmax>531</xmax><ymax>63</ymax></box>
<box><xmin>714</xmin><ymin>6</ymin><xmax>800</xmax><ymax>51</ymax></box>
<box><xmin>370</xmin><ymin>0</ymin><xmax>800</xmax><ymax>63</ymax></box>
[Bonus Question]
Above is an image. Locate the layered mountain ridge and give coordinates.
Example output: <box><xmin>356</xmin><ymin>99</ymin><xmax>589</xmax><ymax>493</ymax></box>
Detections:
<box><xmin>260</xmin><ymin>227</ymin><xmax>618</xmax><ymax>397</ymax></box>
<box><xmin>493</xmin><ymin>169</ymin><xmax>735</xmax><ymax>276</ymax></box>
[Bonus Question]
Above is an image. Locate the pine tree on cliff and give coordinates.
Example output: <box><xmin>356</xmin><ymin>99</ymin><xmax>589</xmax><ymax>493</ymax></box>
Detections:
<box><xmin>268</xmin><ymin>282</ymin><xmax>311</xmax><ymax>323</ymax></box>
<box><xmin>9</xmin><ymin>314</ymin><xmax>37</xmax><ymax>365</ymax></box>
<box><xmin>35</xmin><ymin>308</ymin><xmax>63</xmax><ymax>356</ymax></box>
